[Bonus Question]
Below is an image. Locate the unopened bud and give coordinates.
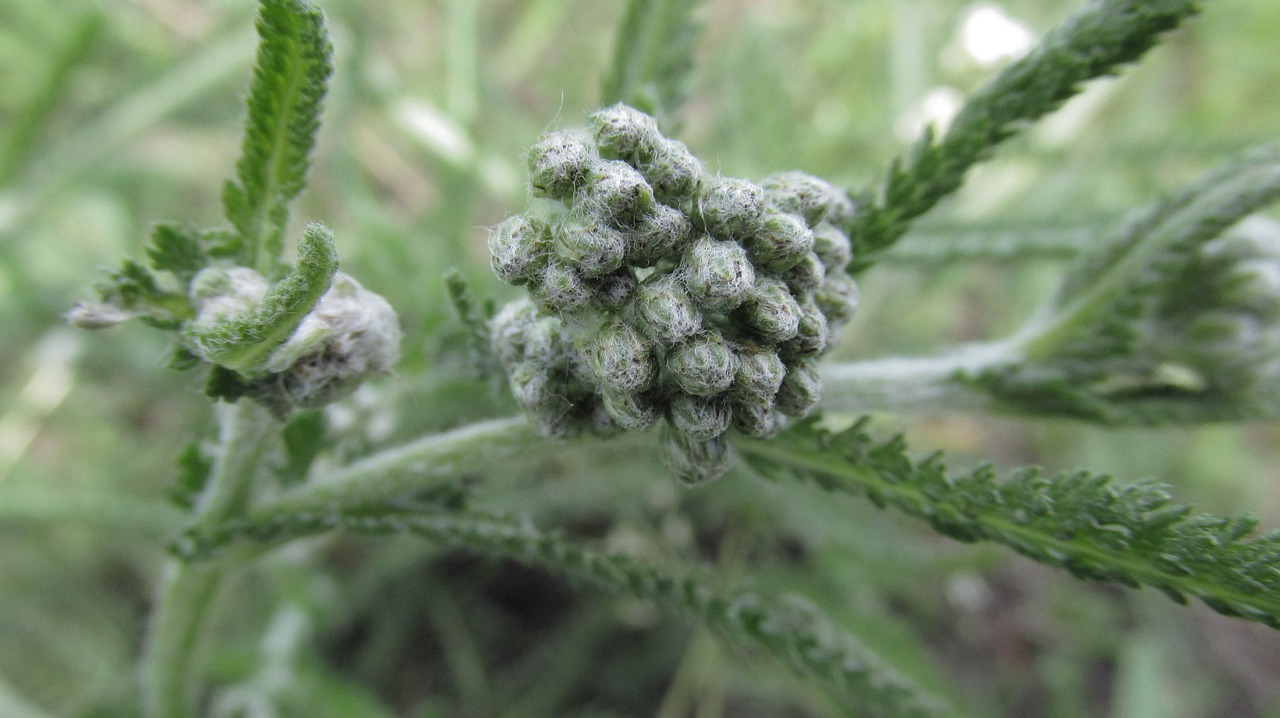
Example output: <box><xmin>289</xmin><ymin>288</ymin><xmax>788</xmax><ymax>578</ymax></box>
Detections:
<box><xmin>553</xmin><ymin>214</ymin><xmax>626</xmax><ymax>278</ymax></box>
<box><xmin>812</xmin><ymin>223</ymin><xmax>853</xmax><ymax>270</ymax></box>
<box><xmin>668</xmin><ymin>392</ymin><xmax>732</xmax><ymax>440</ymax></box>
<box><xmin>643</xmin><ymin>138</ymin><xmax>703</xmax><ymax>204</ymax></box>
<box><xmin>732</xmin><ymin>343</ymin><xmax>786</xmax><ymax>401</ymax></box>
<box><xmin>628</xmin><ymin>203</ymin><xmax>693</xmax><ymax>266</ymax></box>
<box><xmin>532</xmin><ymin>264</ymin><xmax>592</xmax><ymax>316</ymax></box>
<box><xmin>579</xmin><ymin>160</ymin><xmax>656</xmax><ymax>228</ymax></box>
<box><xmin>815</xmin><ymin>270</ymin><xmax>859</xmax><ymax>323</ymax></box>
<box><xmin>738</xmin><ymin>277</ymin><xmax>801</xmax><ymax>344</ymax></box>
<box><xmin>591</xmin><ymin>103</ymin><xmax>663</xmax><ymax>164</ymax></box>
<box><xmin>782</xmin><ymin>252</ymin><xmax>826</xmax><ymax>294</ymax></box>
<box><xmin>780</xmin><ymin>295</ymin><xmax>828</xmax><ymax>358</ymax></box>
<box><xmin>666</xmin><ymin>330</ymin><xmax>737</xmax><ymax>396</ymax></box>
<box><xmin>681</xmin><ymin>236</ymin><xmax>756</xmax><ymax>312</ymax></box>
<box><xmin>590</xmin><ymin>269</ymin><xmax>638</xmax><ymax>312</ymax></box>
<box><xmin>634</xmin><ymin>271</ymin><xmax>702</xmax><ymax>346</ymax></box>
<box><xmin>775</xmin><ymin>357</ymin><xmax>822</xmax><ymax>416</ymax></box>
<box><xmin>489</xmin><ymin>214</ymin><xmax>549</xmax><ymax>285</ymax></box>
<box><xmin>731</xmin><ymin>395</ymin><xmax>786</xmax><ymax>438</ymax></box>
<box><xmin>744</xmin><ymin>210</ymin><xmax>814</xmax><ymax>273</ymax></box>
<box><xmin>761</xmin><ymin>171</ymin><xmax>854</xmax><ymax>228</ymax></box>
<box><xmin>661</xmin><ymin>425</ymin><xmax>735</xmax><ymax>485</ymax></box>
<box><xmin>602</xmin><ymin>387</ymin><xmax>662</xmax><ymax>431</ymax></box>
<box><xmin>585</xmin><ymin>320</ymin><xmax>656</xmax><ymax>392</ymax></box>
<box><xmin>528</xmin><ymin>130</ymin><xmax>597</xmax><ymax>200</ymax></box>
<box><xmin>699</xmin><ymin>178</ymin><xmax>766</xmax><ymax>240</ymax></box>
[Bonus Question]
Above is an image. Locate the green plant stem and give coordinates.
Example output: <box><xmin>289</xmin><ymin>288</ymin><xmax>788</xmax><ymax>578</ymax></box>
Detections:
<box><xmin>243</xmin><ymin>415</ymin><xmax>543</xmax><ymax>517</ymax></box>
<box><xmin>141</xmin><ymin>401</ymin><xmax>276</xmax><ymax>718</ymax></box>
<box><xmin>0</xmin><ymin>485</ymin><xmax>183</xmax><ymax>536</ymax></box>
<box><xmin>818</xmin><ymin>343</ymin><xmax>1018</xmax><ymax>416</ymax></box>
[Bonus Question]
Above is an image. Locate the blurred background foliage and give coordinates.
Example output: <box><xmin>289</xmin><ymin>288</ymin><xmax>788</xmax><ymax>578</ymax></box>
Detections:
<box><xmin>0</xmin><ymin>0</ymin><xmax>1278</xmax><ymax>716</ymax></box>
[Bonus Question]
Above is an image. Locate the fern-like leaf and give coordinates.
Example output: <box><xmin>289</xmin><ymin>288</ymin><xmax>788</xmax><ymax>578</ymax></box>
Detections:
<box><xmin>222</xmin><ymin>0</ymin><xmax>333</xmax><ymax>275</ymax></box>
<box><xmin>740</xmin><ymin>418</ymin><xmax>1280</xmax><ymax>630</ymax></box>
<box><xmin>847</xmin><ymin>0</ymin><xmax>1200</xmax><ymax>271</ymax></box>
<box><xmin>600</xmin><ymin>0</ymin><xmax>702</xmax><ymax>125</ymax></box>
<box><xmin>184</xmin><ymin>222</ymin><xmax>337</xmax><ymax>373</ymax></box>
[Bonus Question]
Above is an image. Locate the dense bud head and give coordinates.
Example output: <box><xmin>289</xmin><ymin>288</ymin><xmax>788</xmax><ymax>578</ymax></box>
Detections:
<box><xmin>589</xmin><ymin>269</ymin><xmax>638</xmax><ymax>312</ymax></box>
<box><xmin>761</xmin><ymin>171</ymin><xmax>854</xmax><ymax>228</ymax></box>
<box><xmin>528</xmin><ymin>130</ymin><xmax>597</xmax><ymax>200</ymax></box>
<box><xmin>782</xmin><ymin>252</ymin><xmax>826</xmax><ymax>294</ymax></box>
<box><xmin>591</xmin><ymin>103</ymin><xmax>663</xmax><ymax>163</ymax></box>
<box><xmin>738</xmin><ymin>277</ymin><xmax>801</xmax><ymax>344</ymax></box>
<box><xmin>553</xmin><ymin>214</ymin><xmax>626</xmax><ymax>278</ymax></box>
<box><xmin>643</xmin><ymin>138</ymin><xmax>703</xmax><ymax>204</ymax></box>
<box><xmin>731</xmin><ymin>394</ymin><xmax>786</xmax><ymax>438</ymax></box>
<box><xmin>489</xmin><ymin>215</ymin><xmax>549</xmax><ymax>285</ymax></box>
<box><xmin>681</xmin><ymin>236</ymin><xmax>756</xmax><ymax>312</ymax></box>
<box><xmin>532</xmin><ymin>264</ymin><xmax>592</xmax><ymax>316</ymax></box>
<box><xmin>585</xmin><ymin>320</ymin><xmax>656</xmax><ymax>392</ymax></box>
<box><xmin>812</xmin><ymin>222</ymin><xmax>853</xmax><ymax>269</ymax></box>
<box><xmin>732</xmin><ymin>342</ymin><xmax>786</xmax><ymax>401</ymax></box>
<box><xmin>666</xmin><ymin>329</ymin><xmax>737</xmax><ymax>396</ymax></box>
<box><xmin>699</xmin><ymin>178</ymin><xmax>766</xmax><ymax>240</ymax></box>
<box><xmin>628</xmin><ymin>203</ymin><xmax>693</xmax><ymax>266</ymax></box>
<box><xmin>668</xmin><ymin>392</ymin><xmax>732</xmax><ymax>440</ymax></box>
<box><xmin>579</xmin><ymin>160</ymin><xmax>656</xmax><ymax>228</ymax></box>
<box><xmin>780</xmin><ymin>295</ymin><xmax>829</xmax><ymax>358</ymax></box>
<box><xmin>602</xmin><ymin>387</ymin><xmax>662</xmax><ymax>431</ymax></box>
<box><xmin>634</xmin><ymin>271</ymin><xmax>702</xmax><ymax>346</ymax></box>
<box><xmin>775</xmin><ymin>357</ymin><xmax>822</xmax><ymax>416</ymax></box>
<box><xmin>744</xmin><ymin>210</ymin><xmax>815</xmax><ymax>273</ymax></box>
<box><xmin>661</xmin><ymin>425</ymin><xmax>735</xmax><ymax>486</ymax></box>
<box><xmin>815</xmin><ymin>270</ymin><xmax>859</xmax><ymax>322</ymax></box>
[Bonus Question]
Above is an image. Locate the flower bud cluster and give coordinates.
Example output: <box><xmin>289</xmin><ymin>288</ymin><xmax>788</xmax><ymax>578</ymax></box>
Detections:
<box><xmin>489</xmin><ymin>104</ymin><xmax>860</xmax><ymax>483</ymax></box>
<box><xmin>1150</xmin><ymin>215</ymin><xmax>1280</xmax><ymax>396</ymax></box>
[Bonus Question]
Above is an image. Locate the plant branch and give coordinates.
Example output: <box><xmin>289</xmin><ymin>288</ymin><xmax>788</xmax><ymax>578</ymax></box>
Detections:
<box><xmin>818</xmin><ymin>343</ymin><xmax>1019</xmax><ymax>416</ymax></box>
<box><xmin>141</xmin><ymin>401</ymin><xmax>277</xmax><ymax>718</ymax></box>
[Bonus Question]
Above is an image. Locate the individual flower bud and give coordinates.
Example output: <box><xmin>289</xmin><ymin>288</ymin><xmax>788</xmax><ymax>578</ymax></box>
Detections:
<box><xmin>815</xmin><ymin>270</ymin><xmax>859</xmax><ymax>323</ymax></box>
<box><xmin>591</xmin><ymin>103</ymin><xmax>663</xmax><ymax>163</ymax></box>
<box><xmin>489</xmin><ymin>215</ymin><xmax>549</xmax><ymax>285</ymax></box>
<box><xmin>643</xmin><ymin>138</ymin><xmax>703</xmax><ymax>204</ymax></box>
<box><xmin>661</xmin><ymin>425</ymin><xmax>735</xmax><ymax>486</ymax></box>
<box><xmin>699</xmin><ymin>178</ymin><xmax>766</xmax><ymax>240</ymax></box>
<box><xmin>668</xmin><ymin>392</ymin><xmax>733</xmax><ymax>440</ymax></box>
<box><xmin>775</xmin><ymin>357</ymin><xmax>822</xmax><ymax>416</ymax></box>
<box><xmin>737</xmin><ymin>277</ymin><xmax>801</xmax><ymax>344</ymax></box>
<box><xmin>261</xmin><ymin>273</ymin><xmax>403</xmax><ymax>409</ymax></box>
<box><xmin>812</xmin><ymin>222</ymin><xmax>853</xmax><ymax>270</ymax></box>
<box><xmin>532</xmin><ymin>264</ymin><xmax>592</xmax><ymax>316</ymax></box>
<box><xmin>761</xmin><ymin>171</ymin><xmax>853</xmax><ymax>228</ymax></box>
<box><xmin>602</xmin><ymin>387</ymin><xmax>662</xmax><ymax>431</ymax></box>
<box><xmin>190</xmin><ymin>266</ymin><xmax>270</xmax><ymax>321</ymax></box>
<box><xmin>780</xmin><ymin>295</ymin><xmax>829</xmax><ymax>358</ymax></box>
<box><xmin>782</xmin><ymin>252</ymin><xmax>825</xmax><ymax>294</ymax></box>
<box><xmin>579</xmin><ymin>160</ymin><xmax>656</xmax><ymax>228</ymax></box>
<box><xmin>634</xmin><ymin>271</ymin><xmax>702</xmax><ymax>346</ymax></box>
<box><xmin>666</xmin><ymin>330</ymin><xmax>737</xmax><ymax>396</ymax></box>
<box><xmin>528</xmin><ymin>130</ymin><xmax>597</xmax><ymax>200</ymax></box>
<box><xmin>628</xmin><ymin>203</ymin><xmax>693</xmax><ymax>266</ymax></box>
<box><xmin>731</xmin><ymin>395</ymin><xmax>786</xmax><ymax>438</ymax></box>
<box><xmin>489</xmin><ymin>298</ymin><xmax>541</xmax><ymax>368</ymax></box>
<box><xmin>590</xmin><ymin>269</ymin><xmax>638</xmax><ymax>312</ymax></box>
<box><xmin>553</xmin><ymin>214</ymin><xmax>626</xmax><ymax>278</ymax></box>
<box><xmin>743</xmin><ymin>209</ymin><xmax>815</xmax><ymax>272</ymax></box>
<box><xmin>520</xmin><ymin>315</ymin><xmax>564</xmax><ymax>367</ymax></box>
<box><xmin>732</xmin><ymin>343</ymin><xmax>786</xmax><ymax>401</ymax></box>
<box><xmin>681</xmin><ymin>236</ymin><xmax>756</xmax><ymax>312</ymax></box>
<box><xmin>585</xmin><ymin>320</ymin><xmax>656</xmax><ymax>392</ymax></box>
<box><xmin>508</xmin><ymin>359</ymin><xmax>554</xmax><ymax>412</ymax></box>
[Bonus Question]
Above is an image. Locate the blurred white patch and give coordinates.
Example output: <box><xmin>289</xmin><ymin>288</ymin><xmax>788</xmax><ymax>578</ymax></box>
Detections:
<box><xmin>895</xmin><ymin>86</ymin><xmax>964</xmax><ymax>142</ymax></box>
<box><xmin>396</xmin><ymin>99</ymin><xmax>474</xmax><ymax>166</ymax></box>
<box><xmin>0</xmin><ymin>330</ymin><xmax>82</xmax><ymax>482</ymax></box>
<box><xmin>961</xmin><ymin>3</ymin><xmax>1035</xmax><ymax>67</ymax></box>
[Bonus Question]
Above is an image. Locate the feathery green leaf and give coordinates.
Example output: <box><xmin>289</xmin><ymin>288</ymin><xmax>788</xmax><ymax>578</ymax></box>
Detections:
<box><xmin>601</xmin><ymin>0</ymin><xmax>702</xmax><ymax>125</ymax></box>
<box><xmin>846</xmin><ymin>0</ymin><xmax>1200</xmax><ymax>271</ymax></box>
<box><xmin>185</xmin><ymin>222</ymin><xmax>337</xmax><ymax>373</ymax></box>
<box><xmin>223</xmin><ymin>0</ymin><xmax>333</xmax><ymax>275</ymax></box>
<box><xmin>741</xmin><ymin>418</ymin><xmax>1280</xmax><ymax>630</ymax></box>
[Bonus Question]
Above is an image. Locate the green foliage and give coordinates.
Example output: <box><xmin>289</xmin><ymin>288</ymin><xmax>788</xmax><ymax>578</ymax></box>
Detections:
<box><xmin>221</xmin><ymin>0</ymin><xmax>333</xmax><ymax>275</ymax></box>
<box><xmin>601</xmin><ymin>0</ymin><xmax>703</xmax><ymax>124</ymax></box>
<box><xmin>846</xmin><ymin>0</ymin><xmax>1201</xmax><ymax>271</ymax></box>
<box><xmin>742</xmin><ymin>418</ymin><xmax>1280</xmax><ymax>629</ymax></box>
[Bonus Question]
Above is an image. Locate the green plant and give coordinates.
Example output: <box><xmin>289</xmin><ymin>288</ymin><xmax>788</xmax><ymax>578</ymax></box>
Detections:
<box><xmin>7</xmin><ymin>0</ymin><xmax>1280</xmax><ymax>715</ymax></box>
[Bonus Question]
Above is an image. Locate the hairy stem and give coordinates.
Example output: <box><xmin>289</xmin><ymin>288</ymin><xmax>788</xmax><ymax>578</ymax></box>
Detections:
<box><xmin>141</xmin><ymin>401</ymin><xmax>276</xmax><ymax>718</ymax></box>
<box><xmin>818</xmin><ymin>342</ymin><xmax>1018</xmax><ymax>416</ymax></box>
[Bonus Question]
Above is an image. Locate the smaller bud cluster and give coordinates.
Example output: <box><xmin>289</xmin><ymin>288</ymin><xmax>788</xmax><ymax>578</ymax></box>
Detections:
<box><xmin>1150</xmin><ymin>215</ymin><xmax>1280</xmax><ymax>397</ymax></box>
<box><xmin>489</xmin><ymin>104</ymin><xmax>860</xmax><ymax>483</ymax></box>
